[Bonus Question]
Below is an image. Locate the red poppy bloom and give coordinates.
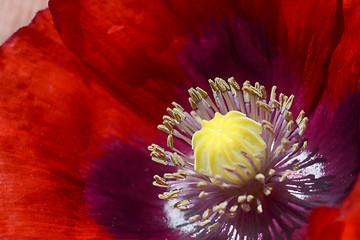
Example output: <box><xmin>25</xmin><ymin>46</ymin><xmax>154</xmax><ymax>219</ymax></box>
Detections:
<box><xmin>0</xmin><ymin>0</ymin><xmax>359</xmax><ymax>239</ymax></box>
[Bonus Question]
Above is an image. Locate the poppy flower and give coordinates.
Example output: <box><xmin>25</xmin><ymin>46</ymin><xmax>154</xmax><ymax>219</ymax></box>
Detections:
<box><xmin>0</xmin><ymin>0</ymin><xmax>359</xmax><ymax>239</ymax></box>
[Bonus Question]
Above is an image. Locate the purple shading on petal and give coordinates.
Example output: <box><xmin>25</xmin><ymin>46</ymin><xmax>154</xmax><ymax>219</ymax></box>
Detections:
<box><xmin>304</xmin><ymin>93</ymin><xmax>360</xmax><ymax>205</ymax></box>
<box><xmin>177</xmin><ymin>14</ymin><xmax>344</xmax><ymax>117</ymax></box>
<box><xmin>83</xmin><ymin>140</ymin><xmax>180</xmax><ymax>239</ymax></box>
<box><xmin>178</xmin><ymin>16</ymin><xmax>299</xmax><ymax>106</ymax></box>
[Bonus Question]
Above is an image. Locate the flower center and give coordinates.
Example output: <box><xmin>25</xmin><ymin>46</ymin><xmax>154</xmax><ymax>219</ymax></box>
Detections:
<box><xmin>192</xmin><ymin>111</ymin><xmax>266</xmax><ymax>184</ymax></box>
<box><xmin>149</xmin><ymin>78</ymin><xmax>331</xmax><ymax>239</ymax></box>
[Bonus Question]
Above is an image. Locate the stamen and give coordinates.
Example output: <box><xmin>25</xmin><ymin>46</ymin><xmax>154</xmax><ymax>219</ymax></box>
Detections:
<box><xmin>255</xmin><ymin>173</ymin><xmax>265</xmax><ymax>183</ymax></box>
<box><xmin>270</xmin><ymin>86</ymin><xmax>280</xmax><ymax>108</ymax></box>
<box><xmin>208</xmin><ymin>222</ymin><xmax>220</xmax><ymax>231</ymax></box>
<box><xmin>296</xmin><ymin>110</ymin><xmax>305</xmax><ymax>125</ymax></box>
<box><xmin>169</xmin><ymin>152</ymin><xmax>185</xmax><ymax>167</ymax></box>
<box><xmin>172</xmin><ymin>200</ymin><xmax>190</xmax><ymax>209</ymax></box>
<box><xmin>293</xmin><ymin>143</ymin><xmax>299</xmax><ymax>152</ymax></box>
<box><xmin>188</xmin><ymin>97</ymin><xmax>197</xmax><ymax>110</ymax></box>
<box><xmin>230</xmin><ymin>205</ymin><xmax>238</xmax><ymax>212</ymax></box>
<box><xmin>153</xmin><ymin>175</ymin><xmax>169</xmax><ymax>188</ymax></box>
<box><xmin>158</xmin><ymin>189</ymin><xmax>180</xmax><ymax>200</ymax></box>
<box><xmin>280</xmin><ymin>169</ymin><xmax>292</xmax><ymax>182</ymax></box>
<box><xmin>199</xmin><ymin>191</ymin><xmax>208</xmax><ymax>198</ymax></box>
<box><xmin>202</xmin><ymin>209</ymin><xmax>212</xmax><ymax>219</ymax></box>
<box><xmin>189</xmin><ymin>215</ymin><xmax>201</xmax><ymax>222</ymax></box>
<box><xmin>264</xmin><ymin>186</ymin><xmax>273</xmax><ymax>196</ymax></box>
<box><xmin>167</xmin><ymin>135</ymin><xmax>173</xmax><ymax>148</ymax></box>
<box><xmin>301</xmin><ymin>141</ymin><xmax>308</xmax><ymax>152</ymax></box>
<box><xmin>241</xmin><ymin>203</ymin><xmax>251</xmax><ymax>213</ymax></box>
<box><xmin>284</xmin><ymin>111</ymin><xmax>293</xmax><ymax>121</ymax></box>
<box><xmin>151</xmin><ymin>157</ymin><xmax>167</xmax><ymax>166</ymax></box>
<box><xmin>237</xmin><ymin>195</ymin><xmax>247</xmax><ymax>203</ymax></box>
<box><xmin>177</xmin><ymin>169</ymin><xmax>190</xmax><ymax>176</ymax></box>
<box><xmin>246</xmin><ymin>195</ymin><xmax>254</xmax><ymax>203</ymax></box>
<box><xmin>281</xmin><ymin>138</ymin><xmax>291</xmax><ymax>150</ymax></box>
<box><xmin>287</xmin><ymin>120</ymin><xmax>294</xmax><ymax>131</ymax></box>
<box><xmin>198</xmin><ymin>219</ymin><xmax>211</xmax><ymax>227</ymax></box>
<box><xmin>197</xmin><ymin>181</ymin><xmax>208</xmax><ymax>188</ymax></box>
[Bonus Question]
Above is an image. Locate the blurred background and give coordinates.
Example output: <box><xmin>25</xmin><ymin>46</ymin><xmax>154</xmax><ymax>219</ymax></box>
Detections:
<box><xmin>0</xmin><ymin>0</ymin><xmax>48</xmax><ymax>44</ymax></box>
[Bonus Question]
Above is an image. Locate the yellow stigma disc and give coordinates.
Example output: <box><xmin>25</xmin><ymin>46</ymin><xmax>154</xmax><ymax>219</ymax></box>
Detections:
<box><xmin>192</xmin><ymin>111</ymin><xmax>267</xmax><ymax>184</ymax></box>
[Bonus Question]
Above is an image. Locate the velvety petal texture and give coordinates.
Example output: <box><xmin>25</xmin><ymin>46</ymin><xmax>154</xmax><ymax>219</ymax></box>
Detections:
<box><xmin>49</xmin><ymin>0</ymin><xmax>196</xmax><ymax>120</ymax></box>
<box><xmin>305</xmin><ymin>93</ymin><xmax>360</xmax><ymax>198</ymax></box>
<box><xmin>84</xmin><ymin>142</ymin><xmax>180</xmax><ymax>239</ymax></box>
<box><xmin>49</xmin><ymin>0</ymin><xmax>358</xmax><ymax>115</ymax></box>
<box><xmin>0</xmin><ymin>10</ymin><xmax>168</xmax><ymax>239</ymax></box>
<box><xmin>179</xmin><ymin>0</ymin><xmax>346</xmax><ymax>116</ymax></box>
<box><xmin>325</xmin><ymin>0</ymin><xmax>360</xmax><ymax>106</ymax></box>
<box><xmin>0</xmin><ymin>10</ymin><xmax>110</xmax><ymax>238</ymax></box>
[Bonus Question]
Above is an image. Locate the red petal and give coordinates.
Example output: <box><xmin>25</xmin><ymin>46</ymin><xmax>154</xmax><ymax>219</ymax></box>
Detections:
<box><xmin>275</xmin><ymin>1</ymin><xmax>343</xmax><ymax>112</ymax></box>
<box><xmin>325</xmin><ymin>0</ymin><xmax>360</xmax><ymax>108</ymax></box>
<box><xmin>0</xmin><ymin>10</ymin><xmax>157</xmax><ymax>238</ymax></box>
<box><xmin>49</xmin><ymin>0</ymin><xmax>210</xmax><ymax>119</ymax></box>
<box><xmin>308</xmin><ymin>207</ymin><xmax>342</xmax><ymax>240</ymax></box>
<box><xmin>49</xmin><ymin>0</ymin><xmax>351</xmax><ymax>117</ymax></box>
<box><xmin>338</xmin><ymin>178</ymin><xmax>360</xmax><ymax>240</ymax></box>
<box><xmin>309</xmin><ymin>178</ymin><xmax>360</xmax><ymax>240</ymax></box>
<box><xmin>48</xmin><ymin>0</ymin><xmax>287</xmax><ymax>119</ymax></box>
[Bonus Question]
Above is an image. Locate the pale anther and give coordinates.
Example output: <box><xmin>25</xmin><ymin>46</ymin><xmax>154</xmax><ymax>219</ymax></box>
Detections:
<box><xmin>238</xmin><ymin>195</ymin><xmax>247</xmax><ymax>203</ymax></box>
<box><xmin>230</xmin><ymin>205</ymin><xmax>238</xmax><ymax>212</ymax></box>
<box><xmin>247</xmin><ymin>195</ymin><xmax>254</xmax><ymax>203</ymax></box>
<box><xmin>198</xmin><ymin>191</ymin><xmax>208</xmax><ymax>198</ymax></box>
<box><xmin>255</xmin><ymin>173</ymin><xmax>265</xmax><ymax>184</ymax></box>
<box><xmin>280</xmin><ymin>170</ymin><xmax>292</xmax><ymax>182</ymax></box>
<box><xmin>202</xmin><ymin>209</ymin><xmax>212</xmax><ymax>219</ymax></box>
<box><xmin>198</xmin><ymin>219</ymin><xmax>211</xmax><ymax>227</ymax></box>
<box><xmin>208</xmin><ymin>223</ymin><xmax>220</xmax><ymax>231</ymax></box>
<box><xmin>197</xmin><ymin>181</ymin><xmax>208</xmax><ymax>188</ymax></box>
<box><xmin>171</xmin><ymin>200</ymin><xmax>190</xmax><ymax>209</ymax></box>
<box><xmin>189</xmin><ymin>215</ymin><xmax>201</xmax><ymax>222</ymax></box>
<box><xmin>281</xmin><ymin>138</ymin><xmax>291</xmax><ymax>150</ymax></box>
<box><xmin>241</xmin><ymin>203</ymin><xmax>251</xmax><ymax>213</ymax></box>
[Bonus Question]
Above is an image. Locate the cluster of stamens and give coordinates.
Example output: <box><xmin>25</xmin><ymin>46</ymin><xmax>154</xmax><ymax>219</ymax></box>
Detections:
<box><xmin>149</xmin><ymin>78</ymin><xmax>331</xmax><ymax>240</ymax></box>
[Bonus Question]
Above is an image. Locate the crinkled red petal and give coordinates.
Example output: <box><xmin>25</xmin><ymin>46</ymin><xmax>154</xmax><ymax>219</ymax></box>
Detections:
<box><xmin>49</xmin><ymin>0</ymin><xmax>228</xmax><ymax>119</ymax></box>
<box><xmin>325</xmin><ymin>0</ymin><xmax>360</xmax><ymax>109</ymax></box>
<box><xmin>48</xmin><ymin>0</ymin><xmax>355</xmax><ymax>116</ymax></box>
<box><xmin>0</xmin><ymin>9</ymin><xmax>160</xmax><ymax>239</ymax></box>
<box><xmin>275</xmin><ymin>1</ymin><xmax>343</xmax><ymax>113</ymax></box>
